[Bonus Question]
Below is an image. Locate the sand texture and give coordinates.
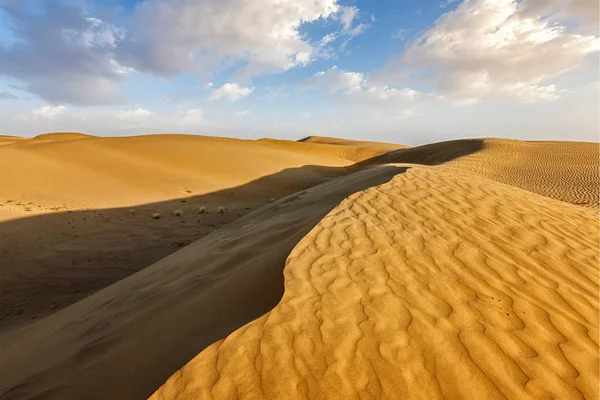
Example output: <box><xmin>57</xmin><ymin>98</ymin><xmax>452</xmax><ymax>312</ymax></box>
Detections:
<box><xmin>0</xmin><ymin>136</ymin><xmax>598</xmax><ymax>400</ymax></box>
<box><xmin>151</xmin><ymin>139</ymin><xmax>599</xmax><ymax>399</ymax></box>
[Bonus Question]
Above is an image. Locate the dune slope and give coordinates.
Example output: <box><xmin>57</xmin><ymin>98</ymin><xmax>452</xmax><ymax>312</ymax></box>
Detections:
<box><xmin>1</xmin><ymin>133</ymin><xmax>399</xmax><ymax>327</ymax></box>
<box><xmin>152</xmin><ymin>161</ymin><xmax>599</xmax><ymax>400</ymax></box>
<box><xmin>151</xmin><ymin>139</ymin><xmax>599</xmax><ymax>399</ymax></box>
<box><xmin>0</xmin><ymin>165</ymin><xmax>402</xmax><ymax>400</ymax></box>
<box><xmin>1</xmin><ymin>137</ymin><xmax>597</xmax><ymax>400</ymax></box>
<box><xmin>0</xmin><ymin>133</ymin><xmax>359</xmax><ymax>218</ymax></box>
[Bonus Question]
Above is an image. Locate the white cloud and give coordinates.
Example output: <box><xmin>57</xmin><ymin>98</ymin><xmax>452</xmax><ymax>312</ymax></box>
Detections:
<box><xmin>339</xmin><ymin>6</ymin><xmax>369</xmax><ymax>36</ymax></box>
<box><xmin>114</xmin><ymin>108</ymin><xmax>153</xmax><ymax>120</ymax></box>
<box><xmin>32</xmin><ymin>105</ymin><xmax>67</xmax><ymax>119</ymax></box>
<box><xmin>235</xmin><ymin>110</ymin><xmax>251</xmax><ymax>117</ymax></box>
<box><xmin>120</xmin><ymin>0</ymin><xmax>343</xmax><ymax>78</ymax></box>
<box><xmin>62</xmin><ymin>18</ymin><xmax>125</xmax><ymax>49</ymax></box>
<box><xmin>304</xmin><ymin>67</ymin><xmax>421</xmax><ymax>121</ymax></box>
<box><xmin>306</xmin><ymin>66</ymin><xmax>420</xmax><ymax>102</ymax></box>
<box><xmin>179</xmin><ymin>109</ymin><xmax>204</xmax><ymax>123</ymax></box>
<box><xmin>376</xmin><ymin>0</ymin><xmax>600</xmax><ymax>103</ymax></box>
<box><xmin>209</xmin><ymin>83</ymin><xmax>254</xmax><ymax>102</ymax></box>
<box><xmin>392</xmin><ymin>29</ymin><xmax>411</xmax><ymax>40</ymax></box>
<box><xmin>305</xmin><ymin>66</ymin><xmax>365</xmax><ymax>93</ymax></box>
<box><xmin>1</xmin><ymin>0</ymin><xmax>366</xmax><ymax>105</ymax></box>
<box><xmin>316</xmin><ymin>5</ymin><xmax>370</xmax><ymax>53</ymax></box>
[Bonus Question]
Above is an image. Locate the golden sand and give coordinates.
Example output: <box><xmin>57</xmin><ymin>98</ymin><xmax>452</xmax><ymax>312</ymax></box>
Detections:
<box><xmin>1</xmin><ymin>133</ymin><xmax>397</xmax><ymax>326</ymax></box>
<box><xmin>151</xmin><ymin>139</ymin><xmax>599</xmax><ymax>400</ymax></box>
<box><xmin>0</xmin><ymin>136</ymin><xmax>597</xmax><ymax>400</ymax></box>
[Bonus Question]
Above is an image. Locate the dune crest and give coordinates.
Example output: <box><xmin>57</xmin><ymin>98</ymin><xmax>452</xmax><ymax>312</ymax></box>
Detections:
<box><xmin>0</xmin><ymin>137</ymin><xmax>597</xmax><ymax>400</ymax></box>
<box><xmin>0</xmin><ymin>165</ymin><xmax>402</xmax><ymax>400</ymax></box>
<box><xmin>151</xmin><ymin>141</ymin><xmax>599</xmax><ymax>399</ymax></box>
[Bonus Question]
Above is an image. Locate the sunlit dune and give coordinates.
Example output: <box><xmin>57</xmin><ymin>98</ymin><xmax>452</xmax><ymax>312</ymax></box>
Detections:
<box><xmin>0</xmin><ymin>135</ymin><xmax>597</xmax><ymax>400</ymax></box>
<box><xmin>151</xmin><ymin>138</ymin><xmax>598</xmax><ymax>400</ymax></box>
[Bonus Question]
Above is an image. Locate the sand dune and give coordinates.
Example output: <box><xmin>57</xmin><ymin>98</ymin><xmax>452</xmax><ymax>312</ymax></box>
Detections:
<box><xmin>374</xmin><ymin>138</ymin><xmax>599</xmax><ymax>207</ymax></box>
<box><xmin>0</xmin><ymin>136</ymin><xmax>597</xmax><ymax>400</ymax></box>
<box><xmin>0</xmin><ymin>165</ymin><xmax>402</xmax><ymax>400</ymax></box>
<box><xmin>151</xmin><ymin>139</ymin><xmax>599</xmax><ymax>399</ymax></box>
<box><xmin>0</xmin><ymin>135</ymin><xmax>24</xmax><ymax>146</ymax></box>
<box><xmin>0</xmin><ymin>133</ymin><xmax>359</xmax><ymax>219</ymax></box>
<box><xmin>1</xmin><ymin>133</ymin><xmax>396</xmax><ymax>327</ymax></box>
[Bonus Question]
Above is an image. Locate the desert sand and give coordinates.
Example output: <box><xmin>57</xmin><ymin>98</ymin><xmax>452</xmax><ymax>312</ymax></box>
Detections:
<box><xmin>0</xmin><ymin>133</ymin><xmax>403</xmax><ymax>328</ymax></box>
<box><xmin>0</xmin><ymin>135</ymin><xmax>598</xmax><ymax>400</ymax></box>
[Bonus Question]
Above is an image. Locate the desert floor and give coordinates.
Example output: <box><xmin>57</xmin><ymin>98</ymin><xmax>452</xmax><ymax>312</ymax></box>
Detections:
<box><xmin>0</xmin><ymin>133</ymin><xmax>598</xmax><ymax>400</ymax></box>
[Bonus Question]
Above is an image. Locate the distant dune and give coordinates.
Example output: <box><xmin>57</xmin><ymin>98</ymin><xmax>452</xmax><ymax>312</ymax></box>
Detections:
<box><xmin>0</xmin><ymin>133</ymin><xmax>401</xmax><ymax>327</ymax></box>
<box><xmin>0</xmin><ymin>133</ymin><xmax>361</xmax><ymax>219</ymax></box>
<box><xmin>0</xmin><ymin>135</ymin><xmax>25</xmax><ymax>146</ymax></box>
<box><xmin>0</xmin><ymin>135</ymin><xmax>597</xmax><ymax>400</ymax></box>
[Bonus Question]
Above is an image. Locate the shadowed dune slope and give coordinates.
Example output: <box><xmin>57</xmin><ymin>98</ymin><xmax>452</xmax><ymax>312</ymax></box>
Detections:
<box><xmin>152</xmin><ymin>162</ymin><xmax>599</xmax><ymax>400</ymax></box>
<box><xmin>0</xmin><ymin>133</ymin><xmax>402</xmax><ymax>327</ymax></box>
<box><xmin>0</xmin><ymin>165</ymin><xmax>403</xmax><ymax>400</ymax></box>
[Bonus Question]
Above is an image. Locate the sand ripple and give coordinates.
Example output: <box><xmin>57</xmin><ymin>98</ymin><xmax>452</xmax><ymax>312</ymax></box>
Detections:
<box><xmin>152</xmin><ymin>165</ymin><xmax>598</xmax><ymax>399</ymax></box>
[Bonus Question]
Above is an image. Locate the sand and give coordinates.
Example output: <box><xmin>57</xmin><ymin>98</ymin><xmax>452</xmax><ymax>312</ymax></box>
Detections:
<box><xmin>1</xmin><ymin>133</ymin><xmax>402</xmax><ymax>328</ymax></box>
<box><xmin>0</xmin><ymin>136</ymin><xmax>598</xmax><ymax>400</ymax></box>
<box><xmin>150</xmin><ymin>139</ymin><xmax>598</xmax><ymax>399</ymax></box>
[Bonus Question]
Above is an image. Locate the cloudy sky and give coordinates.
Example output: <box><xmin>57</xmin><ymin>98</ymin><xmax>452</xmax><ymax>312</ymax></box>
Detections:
<box><xmin>0</xmin><ymin>0</ymin><xmax>598</xmax><ymax>144</ymax></box>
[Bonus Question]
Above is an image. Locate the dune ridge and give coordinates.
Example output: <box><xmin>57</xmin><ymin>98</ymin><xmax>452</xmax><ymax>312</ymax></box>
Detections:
<box><xmin>150</xmin><ymin>139</ymin><xmax>599</xmax><ymax>399</ymax></box>
<box><xmin>0</xmin><ymin>165</ymin><xmax>402</xmax><ymax>400</ymax></box>
<box><xmin>3</xmin><ymin>133</ymin><xmax>384</xmax><ymax>327</ymax></box>
<box><xmin>0</xmin><ymin>136</ymin><xmax>597</xmax><ymax>400</ymax></box>
<box><xmin>152</xmin><ymin>161</ymin><xmax>599</xmax><ymax>400</ymax></box>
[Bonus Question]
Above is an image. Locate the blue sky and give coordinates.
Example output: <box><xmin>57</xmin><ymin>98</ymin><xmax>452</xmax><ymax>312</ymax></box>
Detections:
<box><xmin>0</xmin><ymin>0</ymin><xmax>598</xmax><ymax>144</ymax></box>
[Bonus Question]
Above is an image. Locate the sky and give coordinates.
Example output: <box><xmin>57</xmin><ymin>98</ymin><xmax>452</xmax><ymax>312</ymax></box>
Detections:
<box><xmin>0</xmin><ymin>0</ymin><xmax>598</xmax><ymax>145</ymax></box>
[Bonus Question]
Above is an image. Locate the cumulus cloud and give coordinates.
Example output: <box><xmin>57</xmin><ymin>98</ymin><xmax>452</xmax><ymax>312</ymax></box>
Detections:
<box><xmin>62</xmin><ymin>17</ymin><xmax>125</xmax><ymax>48</ymax></box>
<box><xmin>304</xmin><ymin>66</ymin><xmax>420</xmax><ymax>121</ymax></box>
<box><xmin>119</xmin><ymin>0</ymin><xmax>343</xmax><ymax>78</ymax></box>
<box><xmin>306</xmin><ymin>66</ymin><xmax>419</xmax><ymax>102</ymax></box>
<box><xmin>0</xmin><ymin>0</ymin><xmax>365</xmax><ymax>105</ymax></box>
<box><xmin>32</xmin><ymin>105</ymin><xmax>67</xmax><ymax>119</ymax></box>
<box><xmin>114</xmin><ymin>108</ymin><xmax>153</xmax><ymax>120</ymax></box>
<box><xmin>178</xmin><ymin>109</ymin><xmax>204</xmax><ymax>124</ymax></box>
<box><xmin>306</xmin><ymin>66</ymin><xmax>365</xmax><ymax>93</ymax></box>
<box><xmin>209</xmin><ymin>83</ymin><xmax>254</xmax><ymax>102</ymax></box>
<box><xmin>376</xmin><ymin>0</ymin><xmax>599</xmax><ymax>103</ymax></box>
<box><xmin>0</xmin><ymin>1</ymin><xmax>127</xmax><ymax>105</ymax></box>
